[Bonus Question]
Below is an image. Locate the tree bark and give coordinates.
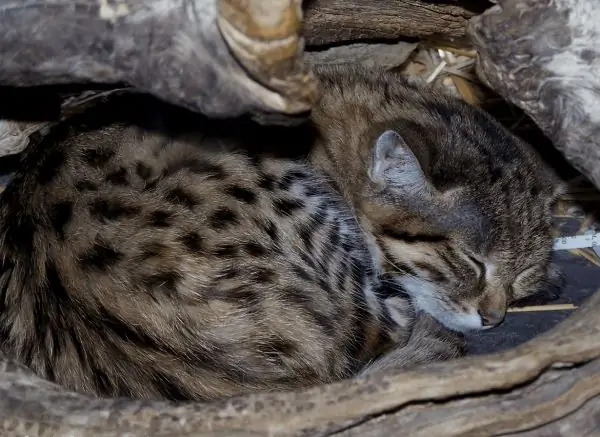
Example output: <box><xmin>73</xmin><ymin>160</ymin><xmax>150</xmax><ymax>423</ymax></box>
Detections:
<box><xmin>302</xmin><ymin>0</ymin><xmax>487</xmax><ymax>46</ymax></box>
<box><xmin>469</xmin><ymin>0</ymin><xmax>600</xmax><ymax>191</ymax></box>
<box><xmin>0</xmin><ymin>0</ymin><xmax>317</xmax><ymax>118</ymax></box>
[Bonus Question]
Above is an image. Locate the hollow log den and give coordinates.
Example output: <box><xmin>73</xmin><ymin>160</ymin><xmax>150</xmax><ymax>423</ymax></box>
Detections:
<box><xmin>0</xmin><ymin>0</ymin><xmax>600</xmax><ymax>436</ymax></box>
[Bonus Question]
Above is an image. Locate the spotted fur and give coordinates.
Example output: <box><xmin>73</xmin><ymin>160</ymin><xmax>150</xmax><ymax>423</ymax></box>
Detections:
<box><xmin>0</xmin><ymin>65</ymin><xmax>561</xmax><ymax>401</ymax></box>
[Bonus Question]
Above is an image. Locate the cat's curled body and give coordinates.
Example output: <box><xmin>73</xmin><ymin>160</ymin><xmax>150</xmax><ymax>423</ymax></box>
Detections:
<box><xmin>0</xmin><ymin>65</ymin><xmax>562</xmax><ymax>401</ymax></box>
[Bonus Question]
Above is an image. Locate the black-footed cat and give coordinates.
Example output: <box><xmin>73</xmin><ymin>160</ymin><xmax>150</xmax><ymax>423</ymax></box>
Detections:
<box><xmin>0</xmin><ymin>65</ymin><xmax>563</xmax><ymax>401</ymax></box>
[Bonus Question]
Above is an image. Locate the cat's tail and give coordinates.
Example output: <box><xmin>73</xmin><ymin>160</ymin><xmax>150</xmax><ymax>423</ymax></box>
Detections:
<box><xmin>359</xmin><ymin>313</ymin><xmax>466</xmax><ymax>376</ymax></box>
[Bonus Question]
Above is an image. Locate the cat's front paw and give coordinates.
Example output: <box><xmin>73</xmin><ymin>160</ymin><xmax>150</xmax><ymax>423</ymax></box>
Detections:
<box><xmin>410</xmin><ymin>312</ymin><xmax>467</xmax><ymax>360</ymax></box>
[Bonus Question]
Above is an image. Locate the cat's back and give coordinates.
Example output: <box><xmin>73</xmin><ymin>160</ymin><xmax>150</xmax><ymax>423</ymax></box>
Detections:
<box><xmin>0</xmin><ymin>94</ymin><xmax>390</xmax><ymax>400</ymax></box>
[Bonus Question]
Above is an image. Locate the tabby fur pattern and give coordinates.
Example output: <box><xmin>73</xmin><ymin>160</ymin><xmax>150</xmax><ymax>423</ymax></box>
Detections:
<box><xmin>0</xmin><ymin>65</ymin><xmax>563</xmax><ymax>401</ymax></box>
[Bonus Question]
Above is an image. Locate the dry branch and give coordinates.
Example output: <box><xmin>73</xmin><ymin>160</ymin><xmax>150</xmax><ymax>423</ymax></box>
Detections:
<box><xmin>302</xmin><ymin>0</ymin><xmax>485</xmax><ymax>46</ymax></box>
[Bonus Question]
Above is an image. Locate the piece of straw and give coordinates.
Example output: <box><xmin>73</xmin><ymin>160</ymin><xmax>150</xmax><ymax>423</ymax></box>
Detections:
<box><xmin>507</xmin><ymin>303</ymin><xmax>578</xmax><ymax>313</ymax></box>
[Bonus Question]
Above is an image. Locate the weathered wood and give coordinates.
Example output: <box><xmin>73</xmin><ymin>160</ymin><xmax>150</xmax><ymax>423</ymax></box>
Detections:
<box><xmin>302</xmin><ymin>0</ymin><xmax>487</xmax><ymax>46</ymax></box>
<box><xmin>469</xmin><ymin>0</ymin><xmax>600</xmax><ymax>190</ymax></box>
<box><xmin>0</xmin><ymin>0</ymin><xmax>317</xmax><ymax>118</ymax></box>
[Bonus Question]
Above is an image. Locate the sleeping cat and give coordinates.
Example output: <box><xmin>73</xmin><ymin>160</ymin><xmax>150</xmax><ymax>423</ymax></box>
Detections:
<box><xmin>0</xmin><ymin>64</ymin><xmax>563</xmax><ymax>401</ymax></box>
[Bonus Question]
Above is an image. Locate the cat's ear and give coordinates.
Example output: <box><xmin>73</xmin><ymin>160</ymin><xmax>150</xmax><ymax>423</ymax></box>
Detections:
<box><xmin>369</xmin><ymin>130</ymin><xmax>433</xmax><ymax>198</ymax></box>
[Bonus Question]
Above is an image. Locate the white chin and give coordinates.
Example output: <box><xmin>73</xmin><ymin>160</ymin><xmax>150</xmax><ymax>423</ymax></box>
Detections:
<box><xmin>413</xmin><ymin>294</ymin><xmax>484</xmax><ymax>332</ymax></box>
<box><xmin>396</xmin><ymin>277</ymin><xmax>485</xmax><ymax>333</ymax></box>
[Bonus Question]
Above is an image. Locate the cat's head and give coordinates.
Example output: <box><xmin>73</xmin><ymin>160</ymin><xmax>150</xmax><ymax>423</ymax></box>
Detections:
<box><xmin>362</xmin><ymin>124</ymin><xmax>564</xmax><ymax>333</ymax></box>
<box><xmin>311</xmin><ymin>64</ymin><xmax>565</xmax><ymax>333</ymax></box>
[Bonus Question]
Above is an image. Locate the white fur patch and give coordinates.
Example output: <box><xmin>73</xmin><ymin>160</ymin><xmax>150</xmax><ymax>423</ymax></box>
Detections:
<box><xmin>398</xmin><ymin>276</ymin><xmax>484</xmax><ymax>332</ymax></box>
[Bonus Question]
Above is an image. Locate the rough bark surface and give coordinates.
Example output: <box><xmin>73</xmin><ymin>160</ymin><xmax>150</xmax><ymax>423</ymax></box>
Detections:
<box><xmin>469</xmin><ymin>0</ymin><xmax>600</xmax><ymax>190</ymax></box>
<box><xmin>302</xmin><ymin>0</ymin><xmax>486</xmax><ymax>46</ymax></box>
<box><xmin>0</xmin><ymin>0</ymin><xmax>317</xmax><ymax>118</ymax></box>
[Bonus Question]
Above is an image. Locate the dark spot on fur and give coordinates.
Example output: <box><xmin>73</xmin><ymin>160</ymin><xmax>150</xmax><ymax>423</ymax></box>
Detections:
<box><xmin>37</xmin><ymin>149</ymin><xmax>65</xmax><ymax>185</ymax></box>
<box><xmin>75</xmin><ymin>180</ymin><xmax>98</xmax><ymax>191</ymax></box>
<box><xmin>278</xmin><ymin>169</ymin><xmax>309</xmax><ymax>191</ymax></box>
<box><xmin>82</xmin><ymin>148</ymin><xmax>114</xmax><ymax>168</ymax></box>
<box><xmin>79</xmin><ymin>240</ymin><xmax>123</xmax><ymax>270</ymax></box>
<box><xmin>92</xmin><ymin>366</ymin><xmax>117</xmax><ymax>395</ymax></box>
<box><xmin>166</xmin><ymin>187</ymin><xmax>199</xmax><ymax>209</ymax></box>
<box><xmin>210</xmin><ymin>284</ymin><xmax>259</xmax><ymax>304</ymax></box>
<box><xmin>382</xmin><ymin>227</ymin><xmax>448</xmax><ymax>243</ymax></box>
<box><xmin>142</xmin><ymin>271</ymin><xmax>181</xmax><ymax>295</ymax></box>
<box><xmin>225</xmin><ymin>185</ymin><xmax>257</xmax><ymax>204</ymax></box>
<box><xmin>89</xmin><ymin>199</ymin><xmax>140</xmax><ymax>222</ymax></box>
<box><xmin>299</xmin><ymin>252</ymin><xmax>316</xmax><ymax>271</ymax></box>
<box><xmin>213</xmin><ymin>243</ymin><xmax>238</xmax><ymax>257</ymax></box>
<box><xmin>313</xmin><ymin>312</ymin><xmax>335</xmax><ymax>336</ymax></box>
<box><xmin>94</xmin><ymin>304</ymin><xmax>166</xmax><ymax>351</ymax></box>
<box><xmin>292</xmin><ymin>265</ymin><xmax>312</xmax><ymax>282</ymax></box>
<box><xmin>254</xmin><ymin>267</ymin><xmax>275</xmax><ymax>283</ymax></box>
<box><xmin>260</xmin><ymin>219</ymin><xmax>279</xmax><ymax>243</ymax></box>
<box><xmin>318</xmin><ymin>277</ymin><xmax>333</xmax><ymax>296</ymax></box>
<box><xmin>304</xmin><ymin>185</ymin><xmax>324</xmax><ymax>197</ymax></box>
<box><xmin>209</xmin><ymin>208</ymin><xmax>238</xmax><ymax>230</ymax></box>
<box><xmin>45</xmin><ymin>260</ymin><xmax>71</xmax><ymax>304</ymax></box>
<box><xmin>328</xmin><ymin>222</ymin><xmax>341</xmax><ymax>248</ymax></box>
<box><xmin>220</xmin><ymin>267</ymin><xmax>238</xmax><ymax>279</ymax></box>
<box><xmin>297</xmin><ymin>222</ymin><xmax>316</xmax><ymax>252</ymax></box>
<box><xmin>244</xmin><ymin>241</ymin><xmax>267</xmax><ymax>257</ymax></box>
<box><xmin>285</xmin><ymin>287</ymin><xmax>311</xmax><ymax>306</ymax></box>
<box><xmin>49</xmin><ymin>201</ymin><xmax>73</xmax><ymax>240</ymax></box>
<box><xmin>143</xmin><ymin>178</ymin><xmax>160</xmax><ymax>192</ymax></box>
<box><xmin>151</xmin><ymin>372</ymin><xmax>194</xmax><ymax>401</ymax></box>
<box><xmin>179</xmin><ymin>232</ymin><xmax>204</xmax><ymax>253</ymax></box>
<box><xmin>149</xmin><ymin>210</ymin><xmax>172</xmax><ymax>227</ymax></box>
<box><xmin>413</xmin><ymin>261</ymin><xmax>445</xmax><ymax>281</ymax></box>
<box><xmin>257</xmin><ymin>173</ymin><xmax>276</xmax><ymax>191</ymax></box>
<box><xmin>105</xmin><ymin>167</ymin><xmax>129</xmax><ymax>186</ymax></box>
<box><xmin>135</xmin><ymin>162</ymin><xmax>153</xmax><ymax>180</ymax></box>
<box><xmin>266</xmin><ymin>339</ymin><xmax>297</xmax><ymax>356</ymax></box>
<box><xmin>274</xmin><ymin>197</ymin><xmax>305</xmax><ymax>217</ymax></box>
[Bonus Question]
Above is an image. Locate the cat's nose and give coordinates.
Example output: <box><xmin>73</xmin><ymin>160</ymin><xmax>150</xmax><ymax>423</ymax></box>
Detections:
<box><xmin>478</xmin><ymin>309</ymin><xmax>505</xmax><ymax>328</ymax></box>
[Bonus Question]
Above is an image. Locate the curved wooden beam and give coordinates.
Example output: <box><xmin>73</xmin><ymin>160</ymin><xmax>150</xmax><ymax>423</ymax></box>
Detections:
<box><xmin>302</xmin><ymin>0</ymin><xmax>485</xmax><ymax>46</ymax></box>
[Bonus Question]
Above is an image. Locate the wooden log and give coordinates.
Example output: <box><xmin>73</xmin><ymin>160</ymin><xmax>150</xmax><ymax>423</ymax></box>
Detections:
<box><xmin>0</xmin><ymin>0</ymin><xmax>317</xmax><ymax>119</ymax></box>
<box><xmin>302</xmin><ymin>0</ymin><xmax>486</xmax><ymax>46</ymax></box>
<box><xmin>468</xmin><ymin>0</ymin><xmax>600</xmax><ymax>190</ymax></box>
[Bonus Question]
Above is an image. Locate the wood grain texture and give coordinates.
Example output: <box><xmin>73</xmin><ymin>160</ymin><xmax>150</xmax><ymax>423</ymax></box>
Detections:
<box><xmin>302</xmin><ymin>0</ymin><xmax>487</xmax><ymax>46</ymax></box>
<box><xmin>469</xmin><ymin>0</ymin><xmax>600</xmax><ymax>191</ymax></box>
<box><xmin>0</xmin><ymin>0</ymin><xmax>316</xmax><ymax>119</ymax></box>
